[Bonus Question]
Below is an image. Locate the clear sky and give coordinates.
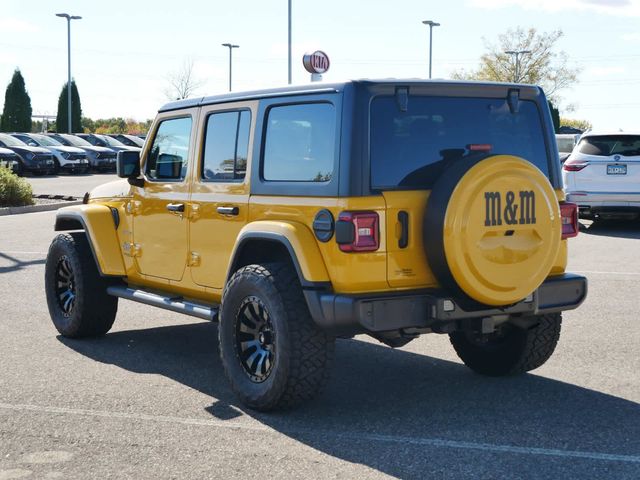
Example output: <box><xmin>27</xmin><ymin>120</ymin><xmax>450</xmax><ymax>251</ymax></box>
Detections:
<box><xmin>2</xmin><ymin>0</ymin><xmax>639</xmax><ymax>131</ymax></box>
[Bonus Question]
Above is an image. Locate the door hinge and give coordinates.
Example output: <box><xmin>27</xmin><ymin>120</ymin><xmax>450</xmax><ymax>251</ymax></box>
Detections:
<box><xmin>126</xmin><ymin>201</ymin><xmax>141</xmax><ymax>215</ymax></box>
<box><xmin>190</xmin><ymin>203</ymin><xmax>200</xmax><ymax>220</ymax></box>
<box><xmin>188</xmin><ymin>252</ymin><xmax>201</xmax><ymax>267</ymax></box>
<box><xmin>123</xmin><ymin>242</ymin><xmax>142</xmax><ymax>257</ymax></box>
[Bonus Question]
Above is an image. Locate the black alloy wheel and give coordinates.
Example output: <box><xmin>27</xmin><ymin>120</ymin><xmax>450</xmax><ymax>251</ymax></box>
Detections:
<box><xmin>45</xmin><ymin>232</ymin><xmax>118</xmax><ymax>338</ymax></box>
<box><xmin>55</xmin><ymin>256</ymin><xmax>76</xmax><ymax>316</ymax></box>
<box><xmin>234</xmin><ymin>296</ymin><xmax>275</xmax><ymax>383</ymax></box>
<box><xmin>219</xmin><ymin>263</ymin><xmax>335</xmax><ymax>411</ymax></box>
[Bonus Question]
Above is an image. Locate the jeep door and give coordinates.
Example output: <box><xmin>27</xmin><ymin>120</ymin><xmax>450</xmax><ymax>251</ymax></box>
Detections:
<box><xmin>189</xmin><ymin>102</ymin><xmax>255</xmax><ymax>288</ymax></box>
<box><xmin>131</xmin><ymin>111</ymin><xmax>197</xmax><ymax>281</ymax></box>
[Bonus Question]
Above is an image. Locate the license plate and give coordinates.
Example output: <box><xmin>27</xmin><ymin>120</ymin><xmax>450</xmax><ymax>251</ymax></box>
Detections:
<box><xmin>607</xmin><ymin>164</ymin><xmax>627</xmax><ymax>175</ymax></box>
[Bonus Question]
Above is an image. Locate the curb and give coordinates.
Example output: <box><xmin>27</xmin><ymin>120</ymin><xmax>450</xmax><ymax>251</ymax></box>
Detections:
<box><xmin>0</xmin><ymin>199</ymin><xmax>83</xmax><ymax>216</ymax></box>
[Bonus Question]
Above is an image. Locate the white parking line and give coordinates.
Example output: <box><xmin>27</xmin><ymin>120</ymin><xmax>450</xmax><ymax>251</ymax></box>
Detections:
<box><xmin>1</xmin><ymin>402</ymin><xmax>638</xmax><ymax>464</ymax></box>
<box><xmin>0</xmin><ymin>251</ymin><xmax>47</xmax><ymax>256</ymax></box>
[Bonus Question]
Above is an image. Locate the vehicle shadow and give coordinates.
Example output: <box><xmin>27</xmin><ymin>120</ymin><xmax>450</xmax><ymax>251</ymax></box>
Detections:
<box><xmin>0</xmin><ymin>251</ymin><xmax>45</xmax><ymax>274</ymax></box>
<box><xmin>579</xmin><ymin>218</ymin><xmax>640</xmax><ymax>239</ymax></box>
<box><xmin>59</xmin><ymin>321</ymin><xmax>640</xmax><ymax>479</ymax></box>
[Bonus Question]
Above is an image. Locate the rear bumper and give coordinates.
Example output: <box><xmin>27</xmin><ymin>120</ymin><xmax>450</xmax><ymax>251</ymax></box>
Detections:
<box><xmin>565</xmin><ymin>191</ymin><xmax>640</xmax><ymax>218</ymax></box>
<box><xmin>567</xmin><ymin>191</ymin><xmax>640</xmax><ymax>206</ymax></box>
<box><xmin>304</xmin><ymin>273</ymin><xmax>587</xmax><ymax>335</ymax></box>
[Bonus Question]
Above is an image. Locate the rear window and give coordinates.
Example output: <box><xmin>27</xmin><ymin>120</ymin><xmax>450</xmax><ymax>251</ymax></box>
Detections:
<box><xmin>576</xmin><ymin>135</ymin><xmax>640</xmax><ymax>157</ymax></box>
<box><xmin>370</xmin><ymin>96</ymin><xmax>550</xmax><ymax>189</ymax></box>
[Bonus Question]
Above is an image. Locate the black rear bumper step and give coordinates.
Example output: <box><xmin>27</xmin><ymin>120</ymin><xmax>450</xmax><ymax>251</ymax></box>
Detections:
<box><xmin>304</xmin><ymin>273</ymin><xmax>587</xmax><ymax>335</ymax></box>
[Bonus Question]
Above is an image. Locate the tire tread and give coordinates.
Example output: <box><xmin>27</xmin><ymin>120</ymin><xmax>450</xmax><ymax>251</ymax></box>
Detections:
<box><xmin>220</xmin><ymin>262</ymin><xmax>334</xmax><ymax>410</ymax></box>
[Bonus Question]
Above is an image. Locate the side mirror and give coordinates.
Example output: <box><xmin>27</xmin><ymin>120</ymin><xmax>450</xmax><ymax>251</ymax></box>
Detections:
<box><xmin>117</xmin><ymin>150</ymin><xmax>144</xmax><ymax>187</ymax></box>
<box><xmin>117</xmin><ymin>150</ymin><xmax>141</xmax><ymax>178</ymax></box>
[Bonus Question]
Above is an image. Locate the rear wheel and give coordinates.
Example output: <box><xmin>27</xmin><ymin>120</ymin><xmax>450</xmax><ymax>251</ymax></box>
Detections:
<box><xmin>219</xmin><ymin>263</ymin><xmax>334</xmax><ymax>411</ymax></box>
<box><xmin>449</xmin><ymin>313</ymin><xmax>562</xmax><ymax>376</ymax></box>
<box><xmin>45</xmin><ymin>233</ymin><xmax>118</xmax><ymax>337</ymax></box>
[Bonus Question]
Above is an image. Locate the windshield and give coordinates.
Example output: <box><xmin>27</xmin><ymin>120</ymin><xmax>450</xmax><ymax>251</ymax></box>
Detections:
<box><xmin>370</xmin><ymin>96</ymin><xmax>550</xmax><ymax>189</ymax></box>
<box><xmin>32</xmin><ymin>134</ymin><xmax>62</xmax><ymax>147</ymax></box>
<box><xmin>556</xmin><ymin>136</ymin><xmax>576</xmax><ymax>153</ymax></box>
<box><xmin>0</xmin><ymin>133</ymin><xmax>27</xmax><ymax>147</ymax></box>
<box><xmin>59</xmin><ymin>134</ymin><xmax>92</xmax><ymax>147</ymax></box>
<box><xmin>576</xmin><ymin>135</ymin><xmax>640</xmax><ymax>157</ymax></box>
<box><xmin>97</xmin><ymin>135</ymin><xmax>126</xmax><ymax>147</ymax></box>
<box><xmin>124</xmin><ymin>135</ymin><xmax>144</xmax><ymax>147</ymax></box>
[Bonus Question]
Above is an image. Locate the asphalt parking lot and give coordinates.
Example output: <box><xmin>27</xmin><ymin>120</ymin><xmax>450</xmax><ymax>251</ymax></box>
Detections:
<box><xmin>26</xmin><ymin>172</ymin><xmax>119</xmax><ymax>198</ymax></box>
<box><xmin>0</xmin><ymin>183</ymin><xmax>638</xmax><ymax>479</ymax></box>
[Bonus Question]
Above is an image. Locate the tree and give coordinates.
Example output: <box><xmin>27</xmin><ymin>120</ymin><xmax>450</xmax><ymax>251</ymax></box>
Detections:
<box><xmin>1</xmin><ymin>69</ymin><xmax>32</xmax><ymax>132</ymax></box>
<box><xmin>561</xmin><ymin>117</ymin><xmax>592</xmax><ymax>131</ymax></box>
<box><xmin>164</xmin><ymin>58</ymin><xmax>204</xmax><ymax>100</ymax></box>
<box><xmin>56</xmin><ymin>80</ymin><xmax>82</xmax><ymax>133</ymax></box>
<box><xmin>548</xmin><ymin>101</ymin><xmax>560</xmax><ymax>133</ymax></box>
<box><xmin>452</xmin><ymin>28</ymin><xmax>580</xmax><ymax>104</ymax></box>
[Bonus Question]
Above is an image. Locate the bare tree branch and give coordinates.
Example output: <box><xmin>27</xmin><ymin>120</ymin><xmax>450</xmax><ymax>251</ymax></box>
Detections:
<box><xmin>164</xmin><ymin>58</ymin><xmax>205</xmax><ymax>101</ymax></box>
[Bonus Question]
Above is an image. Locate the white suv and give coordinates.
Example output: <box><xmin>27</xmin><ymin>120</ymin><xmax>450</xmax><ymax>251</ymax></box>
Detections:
<box><xmin>562</xmin><ymin>131</ymin><xmax>640</xmax><ymax>220</ymax></box>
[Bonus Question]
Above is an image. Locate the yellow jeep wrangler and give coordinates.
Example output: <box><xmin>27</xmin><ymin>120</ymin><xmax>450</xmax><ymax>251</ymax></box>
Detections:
<box><xmin>45</xmin><ymin>80</ymin><xmax>587</xmax><ymax>410</ymax></box>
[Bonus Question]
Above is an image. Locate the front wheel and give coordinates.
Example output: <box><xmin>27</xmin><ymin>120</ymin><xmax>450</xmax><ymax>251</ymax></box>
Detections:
<box><xmin>45</xmin><ymin>233</ymin><xmax>118</xmax><ymax>337</ymax></box>
<box><xmin>449</xmin><ymin>313</ymin><xmax>562</xmax><ymax>376</ymax></box>
<box><xmin>219</xmin><ymin>263</ymin><xmax>334</xmax><ymax>411</ymax></box>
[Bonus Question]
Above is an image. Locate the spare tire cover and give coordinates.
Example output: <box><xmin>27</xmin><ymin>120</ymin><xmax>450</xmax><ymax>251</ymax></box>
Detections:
<box><xmin>424</xmin><ymin>155</ymin><xmax>561</xmax><ymax>306</ymax></box>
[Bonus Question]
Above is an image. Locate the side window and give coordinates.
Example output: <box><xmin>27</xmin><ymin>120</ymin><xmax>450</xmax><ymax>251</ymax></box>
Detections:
<box><xmin>145</xmin><ymin>117</ymin><xmax>192</xmax><ymax>181</ymax></box>
<box><xmin>263</xmin><ymin>103</ymin><xmax>335</xmax><ymax>182</ymax></box>
<box><xmin>201</xmin><ymin>110</ymin><xmax>250</xmax><ymax>181</ymax></box>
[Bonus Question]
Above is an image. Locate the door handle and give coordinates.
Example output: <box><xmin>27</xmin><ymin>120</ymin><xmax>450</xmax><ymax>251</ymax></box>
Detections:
<box><xmin>217</xmin><ymin>206</ymin><xmax>239</xmax><ymax>216</ymax></box>
<box><xmin>398</xmin><ymin>211</ymin><xmax>409</xmax><ymax>248</ymax></box>
<box><xmin>166</xmin><ymin>203</ymin><xmax>185</xmax><ymax>213</ymax></box>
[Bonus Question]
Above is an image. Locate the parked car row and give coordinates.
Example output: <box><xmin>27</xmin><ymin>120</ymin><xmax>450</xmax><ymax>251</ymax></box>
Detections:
<box><xmin>0</xmin><ymin>132</ymin><xmax>143</xmax><ymax>176</ymax></box>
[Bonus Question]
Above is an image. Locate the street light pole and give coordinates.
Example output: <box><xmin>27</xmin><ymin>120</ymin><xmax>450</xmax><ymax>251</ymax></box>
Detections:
<box><xmin>504</xmin><ymin>50</ymin><xmax>531</xmax><ymax>83</ymax></box>
<box><xmin>422</xmin><ymin>20</ymin><xmax>440</xmax><ymax>79</ymax></box>
<box><xmin>288</xmin><ymin>0</ymin><xmax>292</xmax><ymax>84</ymax></box>
<box><xmin>56</xmin><ymin>13</ymin><xmax>82</xmax><ymax>133</ymax></box>
<box><xmin>222</xmin><ymin>43</ymin><xmax>239</xmax><ymax>92</ymax></box>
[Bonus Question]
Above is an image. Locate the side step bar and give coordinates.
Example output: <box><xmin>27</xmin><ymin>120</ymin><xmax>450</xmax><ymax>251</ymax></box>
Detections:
<box><xmin>107</xmin><ymin>286</ymin><xmax>218</xmax><ymax>321</ymax></box>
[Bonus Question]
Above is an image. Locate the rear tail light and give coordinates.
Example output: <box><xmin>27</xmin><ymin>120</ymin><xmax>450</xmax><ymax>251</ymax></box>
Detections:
<box><xmin>560</xmin><ymin>202</ymin><xmax>579</xmax><ymax>239</ymax></box>
<box><xmin>563</xmin><ymin>159</ymin><xmax>588</xmax><ymax>172</ymax></box>
<box><xmin>336</xmin><ymin>211</ymin><xmax>380</xmax><ymax>252</ymax></box>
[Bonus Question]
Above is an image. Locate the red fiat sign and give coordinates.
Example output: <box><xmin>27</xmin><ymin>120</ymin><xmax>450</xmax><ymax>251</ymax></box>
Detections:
<box><xmin>303</xmin><ymin>51</ymin><xmax>330</xmax><ymax>74</ymax></box>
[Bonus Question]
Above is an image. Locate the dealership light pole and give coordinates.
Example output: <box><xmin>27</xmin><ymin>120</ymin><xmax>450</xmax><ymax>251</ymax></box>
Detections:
<box><xmin>56</xmin><ymin>13</ymin><xmax>82</xmax><ymax>133</ymax></box>
<box><xmin>422</xmin><ymin>20</ymin><xmax>440</xmax><ymax>79</ymax></box>
<box><xmin>288</xmin><ymin>0</ymin><xmax>292</xmax><ymax>84</ymax></box>
<box><xmin>222</xmin><ymin>43</ymin><xmax>239</xmax><ymax>92</ymax></box>
<box><xmin>505</xmin><ymin>50</ymin><xmax>531</xmax><ymax>82</ymax></box>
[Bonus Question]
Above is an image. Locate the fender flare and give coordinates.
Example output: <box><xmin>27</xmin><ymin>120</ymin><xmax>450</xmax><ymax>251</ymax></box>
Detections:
<box><xmin>54</xmin><ymin>205</ymin><xmax>126</xmax><ymax>277</ymax></box>
<box><xmin>227</xmin><ymin>221</ymin><xmax>331</xmax><ymax>288</ymax></box>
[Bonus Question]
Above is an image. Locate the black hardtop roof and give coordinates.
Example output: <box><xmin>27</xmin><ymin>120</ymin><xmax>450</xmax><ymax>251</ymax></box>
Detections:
<box><xmin>158</xmin><ymin>79</ymin><xmax>542</xmax><ymax>113</ymax></box>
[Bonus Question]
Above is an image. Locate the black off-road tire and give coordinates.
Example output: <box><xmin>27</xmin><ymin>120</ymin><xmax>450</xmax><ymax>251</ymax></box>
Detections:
<box><xmin>45</xmin><ymin>232</ymin><xmax>118</xmax><ymax>338</ymax></box>
<box><xmin>219</xmin><ymin>263</ymin><xmax>335</xmax><ymax>411</ymax></box>
<box><xmin>449</xmin><ymin>313</ymin><xmax>562</xmax><ymax>376</ymax></box>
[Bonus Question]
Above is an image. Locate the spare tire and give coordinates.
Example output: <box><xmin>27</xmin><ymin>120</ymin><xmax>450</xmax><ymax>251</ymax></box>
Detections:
<box><xmin>424</xmin><ymin>155</ymin><xmax>561</xmax><ymax>307</ymax></box>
